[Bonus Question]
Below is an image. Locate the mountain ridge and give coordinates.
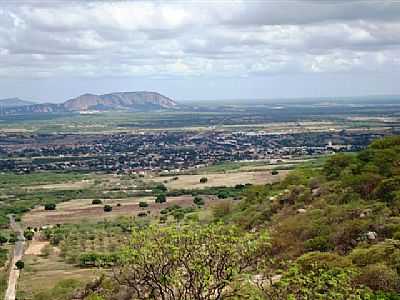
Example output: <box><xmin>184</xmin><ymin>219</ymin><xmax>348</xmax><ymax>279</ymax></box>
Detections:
<box><xmin>1</xmin><ymin>91</ymin><xmax>176</xmax><ymax>114</ymax></box>
<box><xmin>0</xmin><ymin>98</ymin><xmax>36</xmax><ymax>108</ymax></box>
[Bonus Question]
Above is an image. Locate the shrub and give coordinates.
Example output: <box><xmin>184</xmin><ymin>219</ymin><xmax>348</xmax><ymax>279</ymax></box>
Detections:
<box><xmin>212</xmin><ymin>201</ymin><xmax>233</xmax><ymax>219</ymax></box>
<box><xmin>271</xmin><ymin>170</ymin><xmax>279</xmax><ymax>175</ymax></box>
<box><xmin>304</xmin><ymin>236</ymin><xmax>334</xmax><ymax>252</ymax></box>
<box><xmin>155</xmin><ymin>194</ymin><xmax>166</xmax><ymax>203</ymax></box>
<box><xmin>139</xmin><ymin>201</ymin><xmax>149</xmax><ymax>208</ymax></box>
<box><xmin>199</xmin><ymin>177</ymin><xmax>208</xmax><ymax>183</ymax></box>
<box><xmin>0</xmin><ymin>234</ymin><xmax>7</xmax><ymax>245</ymax></box>
<box><xmin>23</xmin><ymin>230</ymin><xmax>34</xmax><ymax>241</ymax></box>
<box><xmin>193</xmin><ymin>196</ymin><xmax>205</xmax><ymax>206</ymax></box>
<box><xmin>355</xmin><ymin>263</ymin><xmax>400</xmax><ymax>292</ymax></box>
<box><xmin>44</xmin><ymin>203</ymin><xmax>56</xmax><ymax>211</ymax></box>
<box><xmin>261</xmin><ymin>264</ymin><xmax>370</xmax><ymax>299</ymax></box>
<box><xmin>103</xmin><ymin>205</ymin><xmax>113</xmax><ymax>212</ymax></box>
<box><xmin>138</xmin><ymin>212</ymin><xmax>147</xmax><ymax>217</ymax></box>
<box><xmin>15</xmin><ymin>260</ymin><xmax>24</xmax><ymax>270</ymax></box>
<box><xmin>92</xmin><ymin>199</ymin><xmax>102</xmax><ymax>205</ymax></box>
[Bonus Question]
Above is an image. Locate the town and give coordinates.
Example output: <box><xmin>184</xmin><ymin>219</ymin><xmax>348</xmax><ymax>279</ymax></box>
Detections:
<box><xmin>0</xmin><ymin>130</ymin><xmax>385</xmax><ymax>173</ymax></box>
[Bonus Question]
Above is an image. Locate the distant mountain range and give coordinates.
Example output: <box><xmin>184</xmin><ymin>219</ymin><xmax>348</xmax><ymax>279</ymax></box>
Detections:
<box><xmin>0</xmin><ymin>92</ymin><xmax>177</xmax><ymax>114</ymax></box>
<box><xmin>0</xmin><ymin>98</ymin><xmax>36</xmax><ymax>108</ymax></box>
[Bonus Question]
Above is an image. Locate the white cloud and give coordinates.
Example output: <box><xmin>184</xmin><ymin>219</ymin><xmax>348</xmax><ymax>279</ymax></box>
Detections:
<box><xmin>0</xmin><ymin>0</ymin><xmax>399</xmax><ymax>80</ymax></box>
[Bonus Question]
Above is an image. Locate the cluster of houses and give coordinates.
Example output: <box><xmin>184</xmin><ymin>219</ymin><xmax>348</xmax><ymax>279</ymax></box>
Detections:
<box><xmin>0</xmin><ymin>131</ymin><xmax>384</xmax><ymax>173</ymax></box>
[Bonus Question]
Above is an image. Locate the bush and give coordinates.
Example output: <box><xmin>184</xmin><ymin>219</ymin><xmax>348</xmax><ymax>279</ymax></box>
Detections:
<box><xmin>355</xmin><ymin>263</ymin><xmax>400</xmax><ymax>292</ymax></box>
<box><xmin>212</xmin><ymin>201</ymin><xmax>233</xmax><ymax>219</ymax></box>
<box><xmin>155</xmin><ymin>194</ymin><xmax>166</xmax><ymax>203</ymax></box>
<box><xmin>138</xmin><ymin>212</ymin><xmax>147</xmax><ymax>217</ymax></box>
<box><xmin>23</xmin><ymin>230</ymin><xmax>34</xmax><ymax>241</ymax></box>
<box><xmin>139</xmin><ymin>201</ymin><xmax>149</xmax><ymax>208</ymax></box>
<box><xmin>0</xmin><ymin>234</ymin><xmax>7</xmax><ymax>245</ymax></box>
<box><xmin>103</xmin><ymin>205</ymin><xmax>113</xmax><ymax>212</ymax></box>
<box><xmin>200</xmin><ymin>177</ymin><xmax>208</xmax><ymax>183</ymax></box>
<box><xmin>44</xmin><ymin>203</ymin><xmax>56</xmax><ymax>211</ymax></box>
<box><xmin>92</xmin><ymin>199</ymin><xmax>102</xmax><ymax>205</ymax></box>
<box><xmin>193</xmin><ymin>196</ymin><xmax>205</xmax><ymax>206</ymax></box>
<box><xmin>304</xmin><ymin>236</ymin><xmax>334</xmax><ymax>252</ymax></box>
<box><xmin>15</xmin><ymin>260</ymin><xmax>24</xmax><ymax>270</ymax></box>
<box><xmin>271</xmin><ymin>170</ymin><xmax>279</xmax><ymax>175</ymax></box>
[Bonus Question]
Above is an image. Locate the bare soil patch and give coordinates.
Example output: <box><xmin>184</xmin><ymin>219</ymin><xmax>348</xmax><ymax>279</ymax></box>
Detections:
<box><xmin>25</xmin><ymin>240</ymin><xmax>49</xmax><ymax>256</ymax></box>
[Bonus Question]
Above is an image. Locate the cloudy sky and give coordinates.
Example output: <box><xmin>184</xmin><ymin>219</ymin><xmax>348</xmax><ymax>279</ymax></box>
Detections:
<box><xmin>0</xmin><ymin>0</ymin><xmax>400</xmax><ymax>102</ymax></box>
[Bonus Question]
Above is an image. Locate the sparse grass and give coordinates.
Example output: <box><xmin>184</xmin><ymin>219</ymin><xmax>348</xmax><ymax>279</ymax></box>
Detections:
<box><xmin>17</xmin><ymin>251</ymin><xmax>95</xmax><ymax>299</ymax></box>
<box><xmin>151</xmin><ymin>170</ymin><xmax>289</xmax><ymax>190</ymax></box>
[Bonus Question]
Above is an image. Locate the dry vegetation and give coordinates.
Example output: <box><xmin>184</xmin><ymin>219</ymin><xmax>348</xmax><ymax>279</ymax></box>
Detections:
<box><xmin>151</xmin><ymin>170</ymin><xmax>288</xmax><ymax>189</ymax></box>
<box><xmin>22</xmin><ymin>195</ymin><xmax>212</xmax><ymax>226</ymax></box>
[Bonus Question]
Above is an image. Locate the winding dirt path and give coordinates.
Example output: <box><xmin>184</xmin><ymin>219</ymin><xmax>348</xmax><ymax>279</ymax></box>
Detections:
<box><xmin>4</xmin><ymin>215</ymin><xmax>25</xmax><ymax>300</ymax></box>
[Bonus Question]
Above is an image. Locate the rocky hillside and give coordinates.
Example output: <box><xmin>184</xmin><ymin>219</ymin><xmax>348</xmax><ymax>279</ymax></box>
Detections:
<box><xmin>2</xmin><ymin>92</ymin><xmax>176</xmax><ymax>114</ymax></box>
<box><xmin>63</xmin><ymin>92</ymin><xmax>176</xmax><ymax>111</ymax></box>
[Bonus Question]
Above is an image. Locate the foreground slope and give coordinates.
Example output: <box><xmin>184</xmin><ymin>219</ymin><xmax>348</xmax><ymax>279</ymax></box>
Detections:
<box><xmin>61</xmin><ymin>136</ymin><xmax>400</xmax><ymax>299</ymax></box>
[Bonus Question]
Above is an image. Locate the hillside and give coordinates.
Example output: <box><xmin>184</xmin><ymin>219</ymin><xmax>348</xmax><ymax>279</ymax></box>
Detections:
<box><xmin>63</xmin><ymin>92</ymin><xmax>176</xmax><ymax>111</ymax></box>
<box><xmin>0</xmin><ymin>98</ymin><xmax>35</xmax><ymax>108</ymax></box>
<box><xmin>3</xmin><ymin>136</ymin><xmax>400</xmax><ymax>299</ymax></box>
<box><xmin>60</xmin><ymin>136</ymin><xmax>400</xmax><ymax>299</ymax></box>
<box><xmin>2</xmin><ymin>91</ymin><xmax>176</xmax><ymax>114</ymax></box>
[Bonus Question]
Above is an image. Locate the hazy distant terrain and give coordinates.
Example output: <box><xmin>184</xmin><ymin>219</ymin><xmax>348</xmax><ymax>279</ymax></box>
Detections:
<box><xmin>1</xmin><ymin>91</ymin><xmax>176</xmax><ymax>115</ymax></box>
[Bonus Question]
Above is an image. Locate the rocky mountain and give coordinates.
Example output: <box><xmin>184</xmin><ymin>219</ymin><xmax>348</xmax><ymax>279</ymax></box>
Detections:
<box><xmin>0</xmin><ymin>98</ymin><xmax>35</xmax><ymax>108</ymax></box>
<box><xmin>63</xmin><ymin>92</ymin><xmax>176</xmax><ymax>111</ymax></box>
<box><xmin>2</xmin><ymin>92</ymin><xmax>176</xmax><ymax>115</ymax></box>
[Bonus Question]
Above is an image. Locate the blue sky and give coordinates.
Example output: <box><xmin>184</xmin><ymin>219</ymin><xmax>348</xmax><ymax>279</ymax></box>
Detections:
<box><xmin>0</xmin><ymin>1</ymin><xmax>400</xmax><ymax>102</ymax></box>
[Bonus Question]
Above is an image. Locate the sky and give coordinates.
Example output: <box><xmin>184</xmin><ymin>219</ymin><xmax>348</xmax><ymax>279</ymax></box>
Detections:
<box><xmin>0</xmin><ymin>0</ymin><xmax>400</xmax><ymax>102</ymax></box>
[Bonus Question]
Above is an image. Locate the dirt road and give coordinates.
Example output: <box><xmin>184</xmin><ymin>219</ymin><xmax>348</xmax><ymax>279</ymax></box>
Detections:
<box><xmin>4</xmin><ymin>215</ymin><xmax>25</xmax><ymax>300</ymax></box>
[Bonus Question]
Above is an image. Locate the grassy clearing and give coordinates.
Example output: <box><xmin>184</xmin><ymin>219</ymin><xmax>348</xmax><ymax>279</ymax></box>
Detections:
<box><xmin>0</xmin><ymin>171</ymin><xmax>89</xmax><ymax>188</ymax></box>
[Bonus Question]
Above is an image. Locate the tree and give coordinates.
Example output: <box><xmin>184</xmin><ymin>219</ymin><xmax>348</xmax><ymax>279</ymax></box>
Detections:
<box><xmin>23</xmin><ymin>230</ymin><xmax>34</xmax><ymax>241</ymax></box>
<box><xmin>193</xmin><ymin>196</ymin><xmax>205</xmax><ymax>206</ymax></box>
<box><xmin>323</xmin><ymin>153</ymin><xmax>356</xmax><ymax>180</ymax></box>
<box><xmin>15</xmin><ymin>260</ymin><xmax>24</xmax><ymax>270</ymax></box>
<box><xmin>92</xmin><ymin>199</ymin><xmax>102</xmax><ymax>205</ymax></box>
<box><xmin>44</xmin><ymin>203</ymin><xmax>56</xmax><ymax>211</ymax></box>
<box><xmin>139</xmin><ymin>201</ymin><xmax>148</xmax><ymax>208</ymax></box>
<box><xmin>155</xmin><ymin>194</ymin><xmax>166</xmax><ymax>203</ymax></box>
<box><xmin>108</xmin><ymin>223</ymin><xmax>269</xmax><ymax>300</ymax></box>
<box><xmin>103</xmin><ymin>205</ymin><xmax>112</xmax><ymax>212</ymax></box>
<box><xmin>200</xmin><ymin>177</ymin><xmax>208</xmax><ymax>183</ymax></box>
<box><xmin>0</xmin><ymin>234</ymin><xmax>7</xmax><ymax>245</ymax></box>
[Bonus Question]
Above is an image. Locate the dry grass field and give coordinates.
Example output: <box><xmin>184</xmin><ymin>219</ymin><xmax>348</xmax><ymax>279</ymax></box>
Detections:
<box><xmin>151</xmin><ymin>170</ymin><xmax>289</xmax><ymax>190</ymax></box>
<box><xmin>22</xmin><ymin>195</ymin><xmax>208</xmax><ymax>227</ymax></box>
<box><xmin>25</xmin><ymin>179</ymin><xmax>94</xmax><ymax>191</ymax></box>
<box><xmin>17</xmin><ymin>246</ymin><xmax>95</xmax><ymax>299</ymax></box>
